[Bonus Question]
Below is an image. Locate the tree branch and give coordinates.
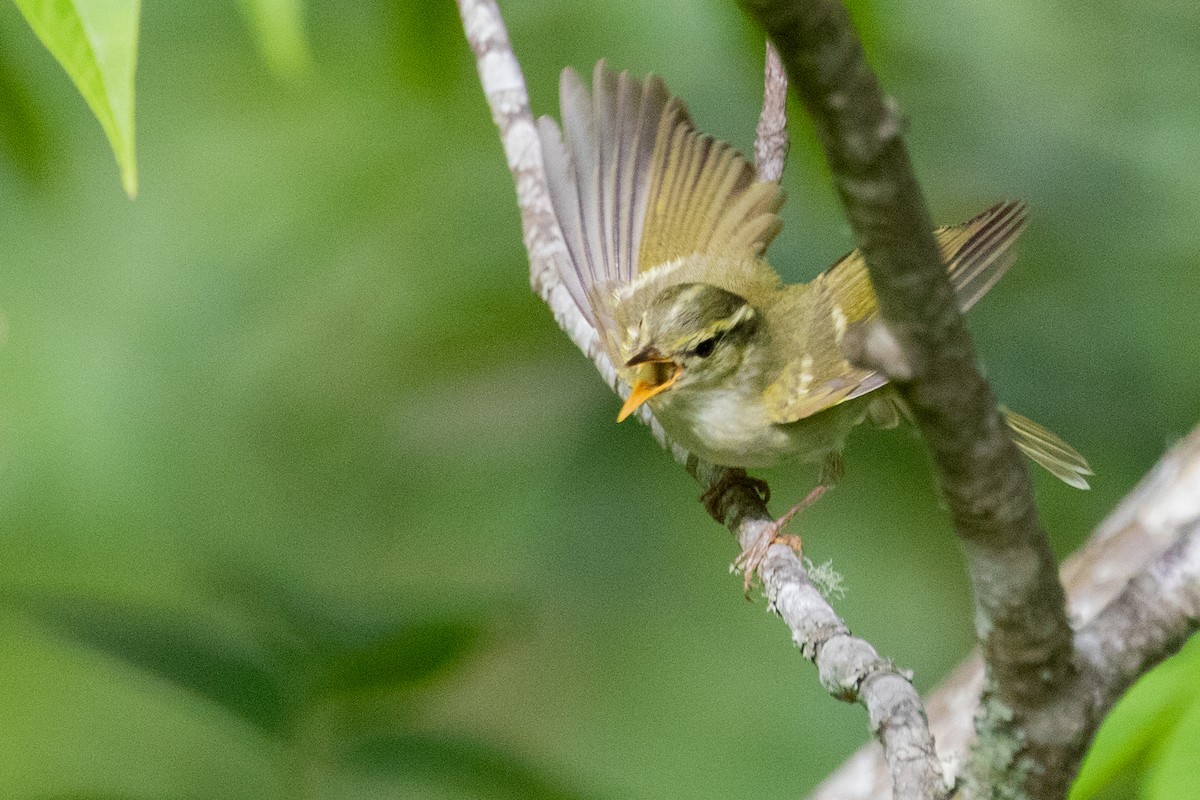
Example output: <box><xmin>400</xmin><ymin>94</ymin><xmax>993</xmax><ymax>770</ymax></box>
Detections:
<box><xmin>457</xmin><ymin>3</ymin><xmax>947</xmax><ymax>795</ymax></box>
<box><xmin>755</xmin><ymin>43</ymin><xmax>789</xmax><ymax>183</ymax></box>
<box><xmin>737</xmin><ymin>0</ymin><xmax>1077</xmax><ymax>793</ymax></box>
<box><xmin>693</xmin><ymin>461</ymin><xmax>948</xmax><ymax>799</ymax></box>
<box><xmin>1079</xmin><ymin>524</ymin><xmax>1200</xmax><ymax>709</ymax></box>
<box><xmin>812</xmin><ymin>422</ymin><xmax>1200</xmax><ymax>800</ymax></box>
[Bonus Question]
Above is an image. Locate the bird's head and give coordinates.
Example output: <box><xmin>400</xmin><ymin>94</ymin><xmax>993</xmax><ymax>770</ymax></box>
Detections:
<box><xmin>617</xmin><ymin>283</ymin><xmax>761</xmax><ymax>421</ymax></box>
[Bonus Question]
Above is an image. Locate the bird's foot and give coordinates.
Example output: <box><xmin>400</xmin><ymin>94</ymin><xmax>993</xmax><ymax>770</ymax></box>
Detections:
<box><xmin>734</xmin><ymin>484</ymin><xmax>828</xmax><ymax>595</ymax></box>
<box><xmin>700</xmin><ymin>469</ymin><xmax>770</xmax><ymax>523</ymax></box>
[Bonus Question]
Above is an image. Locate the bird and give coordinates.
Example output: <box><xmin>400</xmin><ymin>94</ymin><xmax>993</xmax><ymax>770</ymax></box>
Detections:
<box><xmin>535</xmin><ymin>61</ymin><xmax>1091</xmax><ymax>577</ymax></box>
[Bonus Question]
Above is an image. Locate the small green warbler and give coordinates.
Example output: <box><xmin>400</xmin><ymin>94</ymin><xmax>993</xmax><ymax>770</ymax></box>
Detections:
<box><xmin>535</xmin><ymin>62</ymin><xmax>1090</xmax><ymax>558</ymax></box>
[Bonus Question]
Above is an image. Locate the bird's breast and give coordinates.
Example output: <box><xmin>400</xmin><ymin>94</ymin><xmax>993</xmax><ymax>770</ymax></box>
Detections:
<box><xmin>649</xmin><ymin>385</ymin><xmax>865</xmax><ymax>469</ymax></box>
<box><xmin>650</xmin><ymin>385</ymin><xmax>795</xmax><ymax>468</ymax></box>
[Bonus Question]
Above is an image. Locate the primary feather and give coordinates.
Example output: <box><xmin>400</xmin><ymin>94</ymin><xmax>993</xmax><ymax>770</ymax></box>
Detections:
<box><xmin>536</xmin><ymin>61</ymin><xmax>784</xmax><ymax>367</ymax></box>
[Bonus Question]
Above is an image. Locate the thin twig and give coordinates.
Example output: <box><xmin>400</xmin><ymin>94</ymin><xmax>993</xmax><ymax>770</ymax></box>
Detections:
<box><xmin>457</xmin><ymin>2</ymin><xmax>947</xmax><ymax>795</ymax></box>
<box><xmin>693</xmin><ymin>461</ymin><xmax>948</xmax><ymax>799</ymax></box>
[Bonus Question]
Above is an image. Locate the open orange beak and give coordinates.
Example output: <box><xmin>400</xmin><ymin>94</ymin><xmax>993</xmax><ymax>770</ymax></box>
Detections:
<box><xmin>617</xmin><ymin>349</ymin><xmax>682</xmax><ymax>422</ymax></box>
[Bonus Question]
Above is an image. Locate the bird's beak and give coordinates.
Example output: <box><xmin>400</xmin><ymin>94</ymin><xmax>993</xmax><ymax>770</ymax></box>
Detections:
<box><xmin>617</xmin><ymin>348</ymin><xmax>681</xmax><ymax>422</ymax></box>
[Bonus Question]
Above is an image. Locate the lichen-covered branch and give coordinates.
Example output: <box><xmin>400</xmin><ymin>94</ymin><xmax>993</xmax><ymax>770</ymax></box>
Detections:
<box><xmin>693</xmin><ymin>461</ymin><xmax>948</xmax><ymax>799</ymax></box>
<box><xmin>457</xmin><ymin>1</ymin><xmax>946</xmax><ymax>794</ymax></box>
<box><xmin>812</xmin><ymin>422</ymin><xmax>1200</xmax><ymax>800</ymax></box>
<box><xmin>736</xmin><ymin>0</ymin><xmax>1076</xmax><ymax>789</ymax></box>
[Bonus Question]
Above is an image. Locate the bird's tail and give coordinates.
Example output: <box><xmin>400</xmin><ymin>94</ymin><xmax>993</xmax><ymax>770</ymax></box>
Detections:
<box><xmin>1002</xmin><ymin>407</ymin><xmax>1093</xmax><ymax>489</ymax></box>
<box><xmin>867</xmin><ymin>394</ymin><xmax>1092</xmax><ymax>489</ymax></box>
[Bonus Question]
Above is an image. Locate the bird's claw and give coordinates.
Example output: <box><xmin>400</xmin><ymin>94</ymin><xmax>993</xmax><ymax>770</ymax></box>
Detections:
<box><xmin>733</xmin><ymin>484</ymin><xmax>828</xmax><ymax>596</ymax></box>
<box><xmin>734</xmin><ymin>527</ymin><xmax>804</xmax><ymax>597</ymax></box>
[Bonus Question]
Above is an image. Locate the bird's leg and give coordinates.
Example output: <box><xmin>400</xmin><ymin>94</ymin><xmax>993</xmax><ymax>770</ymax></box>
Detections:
<box><xmin>734</xmin><ymin>452</ymin><xmax>844</xmax><ymax>594</ymax></box>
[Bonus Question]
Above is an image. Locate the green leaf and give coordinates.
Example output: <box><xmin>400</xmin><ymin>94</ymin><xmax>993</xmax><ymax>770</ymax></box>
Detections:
<box><xmin>1071</xmin><ymin>635</ymin><xmax>1200</xmax><ymax>800</ymax></box>
<box><xmin>10</xmin><ymin>592</ymin><xmax>295</xmax><ymax>734</ymax></box>
<box><xmin>11</xmin><ymin>0</ymin><xmax>140</xmax><ymax>196</ymax></box>
<box><xmin>238</xmin><ymin>0</ymin><xmax>311</xmax><ymax>78</ymax></box>
<box><xmin>201</xmin><ymin>565</ymin><xmax>505</xmax><ymax>700</ymax></box>
<box><xmin>348</xmin><ymin>733</ymin><xmax>597</xmax><ymax>800</ymax></box>
<box><xmin>309</xmin><ymin>614</ymin><xmax>493</xmax><ymax>700</ymax></box>
<box><xmin>1143</xmin><ymin>684</ymin><xmax>1200</xmax><ymax>800</ymax></box>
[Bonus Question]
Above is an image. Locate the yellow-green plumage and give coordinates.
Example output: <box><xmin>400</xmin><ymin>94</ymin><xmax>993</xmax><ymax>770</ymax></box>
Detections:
<box><xmin>536</xmin><ymin>62</ymin><xmax>1091</xmax><ymax>488</ymax></box>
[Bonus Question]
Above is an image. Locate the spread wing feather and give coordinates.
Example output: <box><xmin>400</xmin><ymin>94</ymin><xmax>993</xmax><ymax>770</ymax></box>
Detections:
<box><xmin>536</xmin><ymin>61</ymin><xmax>783</xmax><ymax>353</ymax></box>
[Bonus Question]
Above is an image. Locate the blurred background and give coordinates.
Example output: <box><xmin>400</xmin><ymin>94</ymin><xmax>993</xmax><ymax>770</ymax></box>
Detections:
<box><xmin>0</xmin><ymin>1</ymin><xmax>1197</xmax><ymax>798</ymax></box>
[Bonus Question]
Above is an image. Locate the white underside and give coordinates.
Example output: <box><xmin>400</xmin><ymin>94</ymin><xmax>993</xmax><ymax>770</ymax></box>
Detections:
<box><xmin>649</xmin><ymin>384</ymin><xmax>857</xmax><ymax>469</ymax></box>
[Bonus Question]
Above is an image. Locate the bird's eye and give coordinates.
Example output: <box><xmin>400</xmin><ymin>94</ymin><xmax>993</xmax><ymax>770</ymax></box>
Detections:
<box><xmin>693</xmin><ymin>336</ymin><xmax>718</xmax><ymax>358</ymax></box>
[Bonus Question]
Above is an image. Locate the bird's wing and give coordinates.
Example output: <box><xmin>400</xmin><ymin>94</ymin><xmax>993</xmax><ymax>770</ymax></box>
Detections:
<box><xmin>536</xmin><ymin>62</ymin><xmax>783</xmax><ymax>360</ymax></box>
<box><xmin>766</xmin><ymin>201</ymin><xmax>1030</xmax><ymax>423</ymax></box>
<box><xmin>762</xmin><ymin>279</ymin><xmax>877</xmax><ymax>424</ymax></box>
<box><xmin>931</xmin><ymin>199</ymin><xmax>1028</xmax><ymax>312</ymax></box>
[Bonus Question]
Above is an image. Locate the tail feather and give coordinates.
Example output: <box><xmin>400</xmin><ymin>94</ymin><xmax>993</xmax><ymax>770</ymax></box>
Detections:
<box><xmin>1002</xmin><ymin>407</ymin><xmax>1093</xmax><ymax>490</ymax></box>
<box><xmin>865</xmin><ymin>394</ymin><xmax>1093</xmax><ymax>489</ymax></box>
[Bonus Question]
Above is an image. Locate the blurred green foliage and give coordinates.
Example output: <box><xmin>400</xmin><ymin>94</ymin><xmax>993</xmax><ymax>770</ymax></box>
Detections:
<box><xmin>239</xmin><ymin>0</ymin><xmax>312</xmax><ymax>79</ymax></box>
<box><xmin>0</xmin><ymin>1</ymin><xmax>1197</xmax><ymax>799</ymax></box>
